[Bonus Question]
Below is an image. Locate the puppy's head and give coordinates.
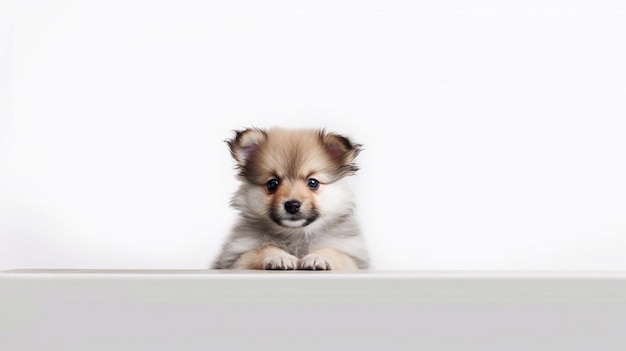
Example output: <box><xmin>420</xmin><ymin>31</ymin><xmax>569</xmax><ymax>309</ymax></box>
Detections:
<box><xmin>228</xmin><ymin>127</ymin><xmax>361</xmax><ymax>229</ymax></box>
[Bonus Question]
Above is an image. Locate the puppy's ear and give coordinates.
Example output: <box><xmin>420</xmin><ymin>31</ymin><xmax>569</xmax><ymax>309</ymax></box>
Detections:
<box><xmin>320</xmin><ymin>130</ymin><xmax>362</xmax><ymax>174</ymax></box>
<box><xmin>227</xmin><ymin>128</ymin><xmax>267</xmax><ymax>165</ymax></box>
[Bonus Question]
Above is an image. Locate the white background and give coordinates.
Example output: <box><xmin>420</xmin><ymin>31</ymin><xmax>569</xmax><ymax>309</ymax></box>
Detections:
<box><xmin>1</xmin><ymin>0</ymin><xmax>625</xmax><ymax>270</ymax></box>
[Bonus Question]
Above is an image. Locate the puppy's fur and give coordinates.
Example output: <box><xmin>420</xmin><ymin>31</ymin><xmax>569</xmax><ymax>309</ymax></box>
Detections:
<box><xmin>212</xmin><ymin>127</ymin><xmax>369</xmax><ymax>270</ymax></box>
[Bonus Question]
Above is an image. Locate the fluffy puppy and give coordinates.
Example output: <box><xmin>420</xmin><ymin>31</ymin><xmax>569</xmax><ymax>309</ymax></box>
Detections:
<box><xmin>212</xmin><ymin>127</ymin><xmax>369</xmax><ymax>270</ymax></box>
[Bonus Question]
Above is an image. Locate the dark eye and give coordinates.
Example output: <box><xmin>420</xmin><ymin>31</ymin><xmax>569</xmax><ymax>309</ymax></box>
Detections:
<box><xmin>307</xmin><ymin>178</ymin><xmax>320</xmax><ymax>190</ymax></box>
<box><xmin>266</xmin><ymin>178</ymin><xmax>279</xmax><ymax>192</ymax></box>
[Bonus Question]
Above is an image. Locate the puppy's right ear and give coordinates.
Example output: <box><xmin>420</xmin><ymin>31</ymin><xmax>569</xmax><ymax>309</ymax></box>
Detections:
<box><xmin>227</xmin><ymin>128</ymin><xmax>267</xmax><ymax>165</ymax></box>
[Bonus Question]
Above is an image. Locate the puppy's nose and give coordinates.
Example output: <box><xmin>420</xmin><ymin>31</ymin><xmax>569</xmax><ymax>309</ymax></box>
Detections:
<box><xmin>284</xmin><ymin>200</ymin><xmax>301</xmax><ymax>214</ymax></box>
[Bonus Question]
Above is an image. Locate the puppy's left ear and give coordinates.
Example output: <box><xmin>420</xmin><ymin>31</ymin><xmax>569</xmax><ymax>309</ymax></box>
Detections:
<box><xmin>320</xmin><ymin>130</ymin><xmax>362</xmax><ymax>174</ymax></box>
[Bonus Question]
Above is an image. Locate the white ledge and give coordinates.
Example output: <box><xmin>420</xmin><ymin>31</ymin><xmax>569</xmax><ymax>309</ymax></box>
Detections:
<box><xmin>2</xmin><ymin>269</ymin><xmax>626</xmax><ymax>351</ymax></box>
<box><xmin>4</xmin><ymin>268</ymin><xmax>626</xmax><ymax>278</ymax></box>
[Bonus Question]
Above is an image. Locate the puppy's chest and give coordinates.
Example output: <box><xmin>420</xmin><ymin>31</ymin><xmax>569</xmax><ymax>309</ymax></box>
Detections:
<box><xmin>267</xmin><ymin>233</ymin><xmax>322</xmax><ymax>257</ymax></box>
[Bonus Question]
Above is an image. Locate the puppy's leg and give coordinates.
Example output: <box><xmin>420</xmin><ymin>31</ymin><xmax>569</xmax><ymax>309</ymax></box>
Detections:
<box><xmin>232</xmin><ymin>245</ymin><xmax>298</xmax><ymax>270</ymax></box>
<box><xmin>298</xmin><ymin>248</ymin><xmax>359</xmax><ymax>271</ymax></box>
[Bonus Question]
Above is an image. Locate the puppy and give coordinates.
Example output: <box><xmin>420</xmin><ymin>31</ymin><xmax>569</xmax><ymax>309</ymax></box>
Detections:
<box><xmin>212</xmin><ymin>127</ymin><xmax>369</xmax><ymax>270</ymax></box>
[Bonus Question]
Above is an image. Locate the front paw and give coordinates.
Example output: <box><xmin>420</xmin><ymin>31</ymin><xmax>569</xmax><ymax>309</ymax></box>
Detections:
<box><xmin>264</xmin><ymin>253</ymin><xmax>298</xmax><ymax>270</ymax></box>
<box><xmin>298</xmin><ymin>254</ymin><xmax>333</xmax><ymax>271</ymax></box>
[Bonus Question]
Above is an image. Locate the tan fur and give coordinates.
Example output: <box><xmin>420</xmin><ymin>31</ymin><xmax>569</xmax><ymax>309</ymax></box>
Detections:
<box><xmin>268</xmin><ymin>178</ymin><xmax>316</xmax><ymax>220</ymax></box>
<box><xmin>231</xmin><ymin>245</ymin><xmax>298</xmax><ymax>270</ymax></box>
<box><xmin>298</xmin><ymin>248</ymin><xmax>359</xmax><ymax>270</ymax></box>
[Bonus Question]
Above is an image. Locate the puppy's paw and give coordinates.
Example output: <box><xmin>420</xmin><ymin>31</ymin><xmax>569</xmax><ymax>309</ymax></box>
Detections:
<box><xmin>264</xmin><ymin>253</ymin><xmax>298</xmax><ymax>270</ymax></box>
<box><xmin>298</xmin><ymin>254</ymin><xmax>334</xmax><ymax>271</ymax></box>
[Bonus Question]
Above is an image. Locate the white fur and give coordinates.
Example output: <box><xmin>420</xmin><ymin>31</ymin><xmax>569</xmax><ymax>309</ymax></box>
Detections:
<box><xmin>317</xmin><ymin>178</ymin><xmax>355</xmax><ymax>217</ymax></box>
<box><xmin>232</xmin><ymin>184</ymin><xmax>268</xmax><ymax>218</ymax></box>
<box><xmin>282</xmin><ymin>219</ymin><xmax>307</xmax><ymax>227</ymax></box>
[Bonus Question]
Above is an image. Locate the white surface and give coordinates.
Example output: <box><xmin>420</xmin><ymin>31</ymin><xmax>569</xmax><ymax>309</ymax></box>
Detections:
<box><xmin>1</xmin><ymin>0</ymin><xmax>625</xmax><ymax>270</ymax></box>
<box><xmin>2</xmin><ymin>270</ymin><xmax>626</xmax><ymax>351</ymax></box>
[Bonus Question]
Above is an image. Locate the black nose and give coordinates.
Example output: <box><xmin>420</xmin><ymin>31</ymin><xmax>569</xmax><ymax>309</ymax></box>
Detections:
<box><xmin>284</xmin><ymin>200</ymin><xmax>301</xmax><ymax>214</ymax></box>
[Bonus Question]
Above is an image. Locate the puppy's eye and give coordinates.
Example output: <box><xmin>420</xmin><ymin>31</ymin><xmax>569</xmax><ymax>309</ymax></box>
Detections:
<box><xmin>307</xmin><ymin>178</ymin><xmax>320</xmax><ymax>190</ymax></box>
<box><xmin>266</xmin><ymin>178</ymin><xmax>279</xmax><ymax>192</ymax></box>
